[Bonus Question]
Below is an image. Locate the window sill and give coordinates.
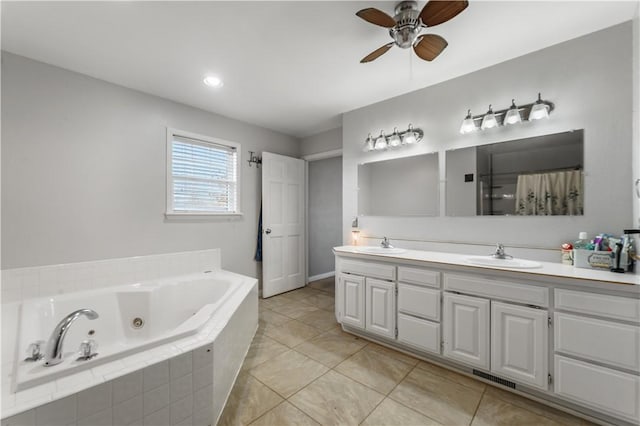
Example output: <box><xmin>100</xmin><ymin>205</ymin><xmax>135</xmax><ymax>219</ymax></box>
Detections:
<box><xmin>165</xmin><ymin>212</ymin><xmax>244</xmax><ymax>219</ymax></box>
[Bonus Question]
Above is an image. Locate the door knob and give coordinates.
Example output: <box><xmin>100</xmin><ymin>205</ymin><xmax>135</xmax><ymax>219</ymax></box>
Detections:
<box><xmin>265</xmin><ymin>228</ymin><xmax>272</xmax><ymax>234</ymax></box>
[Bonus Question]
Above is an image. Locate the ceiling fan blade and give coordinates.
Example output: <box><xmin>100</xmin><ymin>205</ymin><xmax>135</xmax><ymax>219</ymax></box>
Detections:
<box><xmin>360</xmin><ymin>43</ymin><xmax>395</xmax><ymax>63</ymax></box>
<box><xmin>356</xmin><ymin>8</ymin><xmax>396</xmax><ymax>28</ymax></box>
<box><xmin>419</xmin><ymin>1</ymin><xmax>469</xmax><ymax>27</ymax></box>
<box><xmin>413</xmin><ymin>35</ymin><xmax>448</xmax><ymax>61</ymax></box>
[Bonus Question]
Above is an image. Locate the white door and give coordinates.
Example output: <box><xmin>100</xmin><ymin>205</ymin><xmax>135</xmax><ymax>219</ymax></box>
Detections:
<box><xmin>491</xmin><ymin>302</ymin><xmax>548</xmax><ymax>389</ymax></box>
<box><xmin>340</xmin><ymin>273</ymin><xmax>365</xmax><ymax>329</ymax></box>
<box><xmin>365</xmin><ymin>278</ymin><xmax>396</xmax><ymax>339</ymax></box>
<box><xmin>262</xmin><ymin>152</ymin><xmax>305</xmax><ymax>298</ymax></box>
<box><xmin>443</xmin><ymin>293</ymin><xmax>490</xmax><ymax>370</ymax></box>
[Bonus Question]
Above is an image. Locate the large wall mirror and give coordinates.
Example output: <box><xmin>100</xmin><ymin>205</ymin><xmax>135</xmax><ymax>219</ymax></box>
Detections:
<box><xmin>446</xmin><ymin>129</ymin><xmax>584</xmax><ymax>216</ymax></box>
<box><xmin>358</xmin><ymin>153</ymin><xmax>439</xmax><ymax>216</ymax></box>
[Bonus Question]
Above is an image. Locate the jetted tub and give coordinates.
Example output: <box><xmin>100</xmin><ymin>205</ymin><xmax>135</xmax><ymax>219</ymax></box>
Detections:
<box><xmin>14</xmin><ymin>270</ymin><xmax>242</xmax><ymax>392</ymax></box>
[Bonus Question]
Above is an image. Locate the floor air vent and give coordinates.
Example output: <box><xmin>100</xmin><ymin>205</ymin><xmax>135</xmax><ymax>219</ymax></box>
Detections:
<box><xmin>472</xmin><ymin>370</ymin><xmax>516</xmax><ymax>389</ymax></box>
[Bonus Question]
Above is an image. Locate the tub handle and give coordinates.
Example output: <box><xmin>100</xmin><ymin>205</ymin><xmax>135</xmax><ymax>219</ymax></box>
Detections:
<box><xmin>77</xmin><ymin>339</ymin><xmax>99</xmax><ymax>361</ymax></box>
<box><xmin>25</xmin><ymin>340</ymin><xmax>45</xmax><ymax>362</ymax></box>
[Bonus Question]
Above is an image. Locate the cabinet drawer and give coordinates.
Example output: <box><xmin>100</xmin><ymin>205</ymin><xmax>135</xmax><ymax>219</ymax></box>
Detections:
<box><xmin>341</xmin><ymin>259</ymin><xmax>395</xmax><ymax>281</ymax></box>
<box><xmin>555</xmin><ymin>289</ymin><xmax>640</xmax><ymax>322</ymax></box>
<box><xmin>398</xmin><ymin>284</ymin><xmax>440</xmax><ymax>321</ymax></box>
<box><xmin>444</xmin><ymin>273</ymin><xmax>548</xmax><ymax>307</ymax></box>
<box><xmin>555</xmin><ymin>312</ymin><xmax>640</xmax><ymax>372</ymax></box>
<box><xmin>398</xmin><ymin>266</ymin><xmax>440</xmax><ymax>288</ymax></box>
<box><xmin>555</xmin><ymin>355</ymin><xmax>640</xmax><ymax>423</ymax></box>
<box><xmin>397</xmin><ymin>313</ymin><xmax>440</xmax><ymax>354</ymax></box>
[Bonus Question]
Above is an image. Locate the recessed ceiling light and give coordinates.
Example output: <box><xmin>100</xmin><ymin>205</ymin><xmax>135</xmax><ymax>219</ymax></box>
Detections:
<box><xmin>203</xmin><ymin>76</ymin><xmax>223</xmax><ymax>88</ymax></box>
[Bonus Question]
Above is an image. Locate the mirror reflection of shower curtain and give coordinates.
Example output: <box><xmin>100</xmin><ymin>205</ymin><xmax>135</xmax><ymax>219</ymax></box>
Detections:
<box><xmin>515</xmin><ymin>170</ymin><xmax>584</xmax><ymax>215</ymax></box>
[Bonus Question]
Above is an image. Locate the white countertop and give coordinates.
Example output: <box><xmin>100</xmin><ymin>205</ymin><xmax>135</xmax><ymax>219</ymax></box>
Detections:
<box><xmin>333</xmin><ymin>246</ymin><xmax>640</xmax><ymax>287</ymax></box>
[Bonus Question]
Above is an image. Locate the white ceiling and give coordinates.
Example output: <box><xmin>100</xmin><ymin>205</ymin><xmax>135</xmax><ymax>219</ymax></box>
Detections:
<box><xmin>2</xmin><ymin>1</ymin><xmax>638</xmax><ymax>138</ymax></box>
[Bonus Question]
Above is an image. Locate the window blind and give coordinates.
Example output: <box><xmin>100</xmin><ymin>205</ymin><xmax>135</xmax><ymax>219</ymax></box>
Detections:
<box><xmin>170</xmin><ymin>135</ymin><xmax>238</xmax><ymax>213</ymax></box>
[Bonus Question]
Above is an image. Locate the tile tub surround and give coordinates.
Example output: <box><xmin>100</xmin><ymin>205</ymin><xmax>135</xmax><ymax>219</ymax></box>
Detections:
<box><xmin>1</xmin><ymin>248</ymin><xmax>223</xmax><ymax>304</ymax></box>
<box><xmin>1</xmin><ymin>262</ymin><xmax>259</xmax><ymax>424</ymax></box>
<box><xmin>218</xmin><ymin>278</ymin><xmax>591</xmax><ymax>426</ymax></box>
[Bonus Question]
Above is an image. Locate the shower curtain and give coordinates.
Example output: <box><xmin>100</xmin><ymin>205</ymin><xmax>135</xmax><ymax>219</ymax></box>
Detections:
<box><xmin>515</xmin><ymin>170</ymin><xmax>583</xmax><ymax>215</ymax></box>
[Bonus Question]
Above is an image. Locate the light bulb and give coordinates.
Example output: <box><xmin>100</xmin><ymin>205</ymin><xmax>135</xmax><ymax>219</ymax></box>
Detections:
<box><xmin>388</xmin><ymin>128</ymin><xmax>401</xmax><ymax>147</ymax></box>
<box><xmin>203</xmin><ymin>76</ymin><xmax>223</xmax><ymax>88</ymax></box>
<box><xmin>402</xmin><ymin>124</ymin><xmax>417</xmax><ymax>144</ymax></box>
<box><xmin>459</xmin><ymin>109</ymin><xmax>477</xmax><ymax>134</ymax></box>
<box><xmin>374</xmin><ymin>131</ymin><xmax>387</xmax><ymax>150</ymax></box>
<box><xmin>529</xmin><ymin>94</ymin><xmax>550</xmax><ymax>121</ymax></box>
<box><xmin>504</xmin><ymin>99</ymin><xmax>522</xmax><ymax>125</ymax></box>
<box><xmin>363</xmin><ymin>134</ymin><xmax>374</xmax><ymax>152</ymax></box>
<box><xmin>480</xmin><ymin>105</ymin><xmax>498</xmax><ymax>130</ymax></box>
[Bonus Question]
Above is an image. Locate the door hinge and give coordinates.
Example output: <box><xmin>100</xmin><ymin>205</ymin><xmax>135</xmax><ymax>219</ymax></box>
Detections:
<box><xmin>548</xmin><ymin>373</ymin><xmax>553</xmax><ymax>385</ymax></box>
<box><xmin>548</xmin><ymin>316</ymin><xmax>552</xmax><ymax>327</ymax></box>
<box><xmin>395</xmin><ymin>286</ymin><xmax>398</xmax><ymax>296</ymax></box>
<box><xmin>440</xmin><ymin>341</ymin><xmax>444</xmax><ymax>352</ymax></box>
<box><xmin>395</xmin><ymin>327</ymin><xmax>398</xmax><ymax>339</ymax></box>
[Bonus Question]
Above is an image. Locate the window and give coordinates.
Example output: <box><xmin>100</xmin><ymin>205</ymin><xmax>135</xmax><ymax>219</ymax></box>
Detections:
<box><xmin>166</xmin><ymin>129</ymin><xmax>241</xmax><ymax>215</ymax></box>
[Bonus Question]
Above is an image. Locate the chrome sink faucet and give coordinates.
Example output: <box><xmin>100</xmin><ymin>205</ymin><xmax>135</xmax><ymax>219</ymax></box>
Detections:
<box><xmin>44</xmin><ymin>309</ymin><xmax>99</xmax><ymax>367</ymax></box>
<box><xmin>381</xmin><ymin>237</ymin><xmax>394</xmax><ymax>249</ymax></box>
<box><xmin>491</xmin><ymin>243</ymin><xmax>513</xmax><ymax>260</ymax></box>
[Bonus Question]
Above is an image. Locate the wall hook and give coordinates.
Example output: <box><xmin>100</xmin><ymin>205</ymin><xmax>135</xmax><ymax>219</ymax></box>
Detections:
<box><xmin>248</xmin><ymin>151</ymin><xmax>262</xmax><ymax>168</ymax></box>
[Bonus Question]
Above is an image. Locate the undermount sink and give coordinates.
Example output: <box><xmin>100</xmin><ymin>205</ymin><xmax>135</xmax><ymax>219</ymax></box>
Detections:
<box><xmin>465</xmin><ymin>256</ymin><xmax>542</xmax><ymax>269</ymax></box>
<box><xmin>355</xmin><ymin>246</ymin><xmax>407</xmax><ymax>255</ymax></box>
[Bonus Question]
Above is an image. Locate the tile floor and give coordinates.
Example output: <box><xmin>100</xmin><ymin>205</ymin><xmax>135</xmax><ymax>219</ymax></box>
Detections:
<box><xmin>218</xmin><ymin>278</ymin><xmax>593</xmax><ymax>426</ymax></box>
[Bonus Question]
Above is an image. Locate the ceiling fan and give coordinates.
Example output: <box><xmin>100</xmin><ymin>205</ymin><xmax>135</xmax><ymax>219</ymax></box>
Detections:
<box><xmin>356</xmin><ymin>0</ymin><xmax>468</xmax><ymax>63</ymax></box>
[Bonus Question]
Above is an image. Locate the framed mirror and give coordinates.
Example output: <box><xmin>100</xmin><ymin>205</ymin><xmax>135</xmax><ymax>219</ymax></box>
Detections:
<box><xmin>358</xmin><ymin>153</ymin><xmax>439</xmax><ymax>217</ymax></box>
<box><xmin>446</xmin><ymin>129</ymin><xmax>584</xmax><ymax>216</ymax></box>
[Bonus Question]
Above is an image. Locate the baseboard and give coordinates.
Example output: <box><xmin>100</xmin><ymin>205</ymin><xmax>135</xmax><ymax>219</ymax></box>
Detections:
<box><xmin>308</xmin><ymin>271</ymin><xmax>335</xmax><ymax>282</ymax></box>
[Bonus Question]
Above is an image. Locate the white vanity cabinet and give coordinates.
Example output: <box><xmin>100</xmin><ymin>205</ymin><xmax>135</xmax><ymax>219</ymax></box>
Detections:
<box><xmin>443</xmin><ymin>293</ymin><xmax>490</xmax><ymax>370</ymax></box>
<box><xmin>553</xmin><ymin>289</ymin><xmax>640</xmax><ymax>423</ymax></box>
<box><xmin>334</xmin><ymin>247</ymin><xmax>640</xmax><ymax>426</ymax></box>
<box><xmin>336</xmin><ymin>258</ymin><xmax>396</xmax><ymax>338</ymax></box>
<box><xmin>365</xmin><ymin>278</ymin><xmax>396</xmax><ymax>338</ymax></box>
<box><xmin>338</xmin><ymin>273</ymin><xmax>365</xmax><ymax>329</ymax></box>
<box><xmin>491</xmin><ymin>302</ymin><xmax>548</xmax><ymax>389</ymax></box>
<box><xmin>397</xmin><ymin>266</ymin><xmax>442</xmax><ymax>354</ymax></box>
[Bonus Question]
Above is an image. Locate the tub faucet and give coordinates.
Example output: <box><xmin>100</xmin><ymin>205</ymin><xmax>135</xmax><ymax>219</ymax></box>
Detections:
<box><xmin>381</xmin><ymin>237</ymin><xmax>394</xmax><ymax>249</ymax></box>
<box><xmin>44</xmin><ymin>309</ymin><xmax>99</xmax><ymax>367</ymax></box>
<box><xmin>491</xmin><ymin>243</ymin><xmax>513</xmax><ymax>260</ymax></box>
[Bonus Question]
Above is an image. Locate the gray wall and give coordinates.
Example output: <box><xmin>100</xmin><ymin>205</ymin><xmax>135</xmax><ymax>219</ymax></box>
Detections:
<box><xmin>343</xmin><ymin>23</ymin><xmax>634</xmax><ymax>260</ymax></box>
<box><xmin>300</xmin><ymin>127</ymin><xmax>342</xmax><ymax>157</ymax></box>
<box><xmin>308</xmin><ymin>156</ymin><xmax>342</xmax><ymax>277</ymax></box>
<box><xmin>1</xmin><ymin>52</ymin><xmax>300</xmax><ymax>279</ymax></box>
<box><xmin>634</xmin><ymin>10</ymin><xmax>640</xmax><ymax>228</ymax></box>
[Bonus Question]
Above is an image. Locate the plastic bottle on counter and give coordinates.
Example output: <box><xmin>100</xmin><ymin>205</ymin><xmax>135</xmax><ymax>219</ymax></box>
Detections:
<box><xmin>574</xmin><ymin>232</ymin><xmax>591</xmax><ymax>250</ymax></box>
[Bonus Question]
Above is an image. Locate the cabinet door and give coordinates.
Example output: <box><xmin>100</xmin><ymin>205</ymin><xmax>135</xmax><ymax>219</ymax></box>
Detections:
<box><xmin>443</xmin><ymin>293</ymin><xmax>490</xmax><ymax>370</ymax></box>
<box><xmin>340</xmin><ymin>273</ymin><xmax>365</xmax><ymax>329</ymax></box>
<box><xmin>491</xmin><ymin>302</ymin><xmax>548</xmax><ymax>389</ymax></box>
<box><xmin>365</xmin><ymin>278</ymin><xmax>396</xmax><ymax>339</ymax></box>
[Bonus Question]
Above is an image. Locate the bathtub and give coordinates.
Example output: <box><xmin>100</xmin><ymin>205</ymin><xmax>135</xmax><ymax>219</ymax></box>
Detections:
<box><xmin>13</xmin><ymin>270</ymin><xmax>244</xmax><ymax>392</ymax></box>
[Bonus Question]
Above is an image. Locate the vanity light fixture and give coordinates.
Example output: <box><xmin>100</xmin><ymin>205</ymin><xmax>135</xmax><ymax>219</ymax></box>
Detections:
<box><xmin>460</xmin><ymin>93</ymin><xmax>554</xmax><ymax>134</ymax></box>
<box><xmin>459</xmin><ymin>110</ymin><xmax>477</xmax><ymax>134</ymax></box>
<box><xmin>363</xmin><ymin>134</ymin><xmax>375</xmax><ymax>152</ymax></box>
<box><xmin>504</xmin><ymin>99</ymin><xmax>522</xmax><ymax>125</ymax></box>
<box><xmin>374</xmin><ymin>131</ymin><xmax>388</xmax><ymax>150</ymax></box>
<box><xmin>362</xmin><ymin>124</ymin><xmax>424</xmax><ymax>152</ymax></box>
<box><xmin>388</xmin><ymin>128</ymin><xmax>402</xmax><ymax>147</ymax></box>
<box><xmin>529</xmin><ymin>93</ymin><xmax>550</xmax><ymax>121</ymax></box>
<box><xmin>480</xmin><ymin>105</ymin><xmax>498</xmax><ymax>130</ymax></box>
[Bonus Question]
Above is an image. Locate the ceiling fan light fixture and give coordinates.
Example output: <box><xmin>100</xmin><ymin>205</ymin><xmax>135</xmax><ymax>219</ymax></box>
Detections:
<box><xmin>504</xmin><ymin>99</ymin><xmax>522</xmax><ymax>125</ymax></box>
<box><xmin>480</xmin><ymin>105</ymin><xmax>498</xmax><ymax>130</ymax></box>
<box><xmin>459</xmin><ymin>109</ymin><xmax>477</xmax><ymax>134</ymax></box>
<box><xmin>529</xmin><ymin>93</ymin><xmax>550</xmax><ymax>121</ymax></box>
